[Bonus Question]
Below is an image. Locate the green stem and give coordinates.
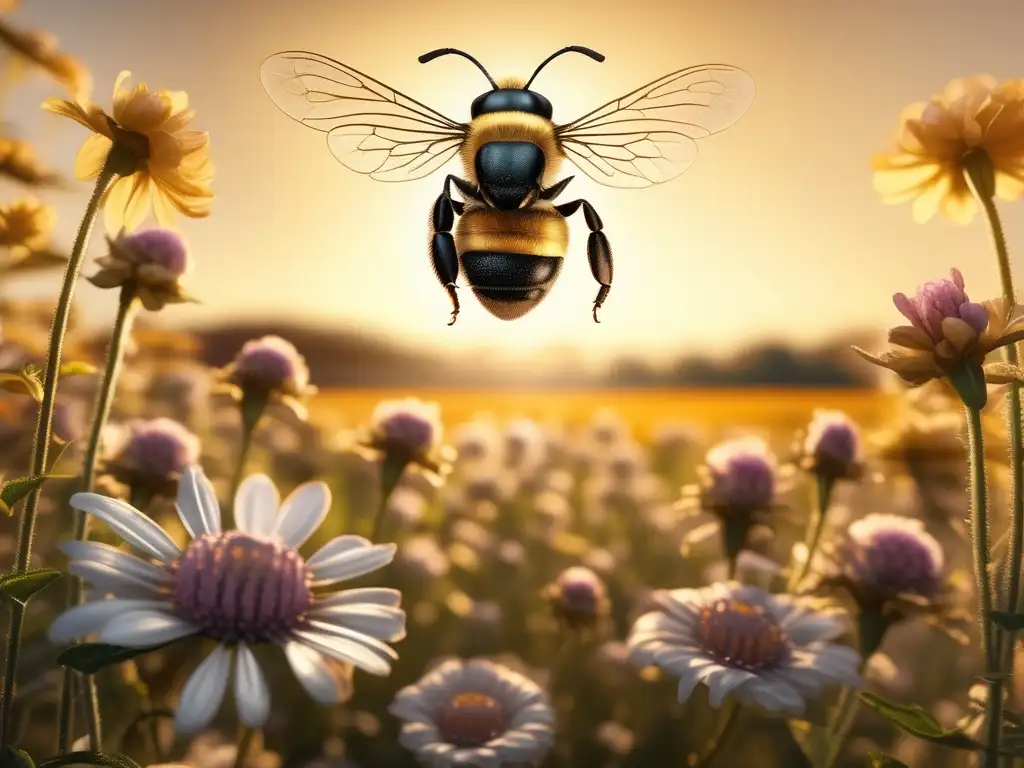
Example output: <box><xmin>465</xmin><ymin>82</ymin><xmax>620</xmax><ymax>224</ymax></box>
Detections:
<box><xmin>56</xmin><ymin>285</ymin><xmax>138</xmax><ymax>753</ymax></box>
<box><xmin>232</xmin><ymin>727</ymin><xmax>257</xmax><ymax>768</ymax></box>
<box><xmin>229</xmin><ymin>391</ymin><xmax>267</xmax><ymax>525</ymax></box>
<box><xmin>0</xmin><ymin>159</ymin><xmax>118</xmax><ymax>748</ymax></box>
<box><xmin>824</xmin><ymin>686</ymin><xmax>861</xmax><ymax>767</ymax></box>
<box><xmin>789</xmin><ymin>474</ymin><xmax>834</xmax><ymax>592</ymax></box>
<box><xmin>975</xmin><ymin>192</ymin><xmax>1024</xmax><ymax>684</ymax></box>
<box><xmin>966</xmin><ymin>404</ymin><xmax>1003</xmax><ymax>768</ymax></box>
<box><xmin>694</xmin><ymin>702</ymin><xmax>741</xmax><ymax>768</ymax></box>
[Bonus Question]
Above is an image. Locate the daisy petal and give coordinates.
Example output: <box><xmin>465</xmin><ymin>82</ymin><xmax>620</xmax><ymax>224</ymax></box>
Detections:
<box><xmin>59</xmin><ymin>541</ymin><xmax>171</xmax><ymax>587</ymax></box>
<box><xmin>48</xmin><ymin>599</ymin><xmax>168</xmax><ymax>643</ymax></box>
<box><xmin>175</xmin><ymin>644</ymin><xmax>232</xmax><ymax>734</ymax></box>
<box><xmin>314</xmin><ymin>587</ymin><xmax>402</xmax><ymax>609</ymax></box>
<box><xmin>234</xmin><ymin>474</ymin><xmax>280</xmax><ymax>537</ymax></box>
<box><xmin>271</xmin><ymin>481</ymin><xmax>330</xmax><ymax>548</ymax></box>
<box><xmin>68</xmin><ymin>561</ymin><xmax>164</xmax><ymax>596</ymax></box>
<box><xmin>309</xmin><ymin>542</ymin><xmax>397</xmax><ymax>585</ymax></box>
<box><xmin>175</xmin><ymin>466</ymin><xmax>221</xmax><ymax>538</ymax></box>
<box><xmin>234</xmin><ymin>642</ymin><xmax>271</xmax><ymax>728</ymax></box>
<box><xmin>284</xmin><ymin>641</ymin><xmax>348</xmax><ymax>705</ymax></box>
<box><xmin>304</xmin><ymin>620</ymin><xmax>400</xmax><ymax>660</ymax></box>
<box><xmin>98</xmin><ymin>609</ymin><xmax>197</xmax><ymax>648</ymax></box>
<box><xmin>311</xmin><ymin>604</ymin><xmax>406</xmax><ymax>642</ymax></box>
<box><xmin>307</xmin><ymin>535</ymin><xmax>373</xmax><ymax>569</ymax></box>
<box><xmin>293</xmin><ymin>629</ymin><xmax>392</xmax><ymax>676</ymax></box>
<box><xmin>70</xmin><ymin>492</ymin><xmax>180</xmax><ymax>562</ymax></box>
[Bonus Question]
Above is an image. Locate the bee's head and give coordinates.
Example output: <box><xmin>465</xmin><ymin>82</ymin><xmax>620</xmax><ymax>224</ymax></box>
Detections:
<box><xmin>419</xmin><ymin>46</ymin><xmax>604</xmax><ymax>120</ymax></box>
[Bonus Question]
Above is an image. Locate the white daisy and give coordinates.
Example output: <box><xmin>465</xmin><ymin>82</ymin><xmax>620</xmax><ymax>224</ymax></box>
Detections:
<box><xmin>49</xmin><ymin>466</ymin><xmax>405</xmax><ymax>735</ymax></box>
<box><xmin>389</xmin><ymin>658</ymin><xmax>555</xmax><ymax>767</ymax></box>
<box><xmin>626</xmin><ymin>582</ymin><xmax>861</xmax><ymax>716</ymax></box>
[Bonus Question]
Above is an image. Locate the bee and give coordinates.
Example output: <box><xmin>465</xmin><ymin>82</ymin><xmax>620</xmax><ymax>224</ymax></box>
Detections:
<box><xmin>260</xmin><ymin>46</ymin><xmax>754</xmax><ymax>325</ymax></box>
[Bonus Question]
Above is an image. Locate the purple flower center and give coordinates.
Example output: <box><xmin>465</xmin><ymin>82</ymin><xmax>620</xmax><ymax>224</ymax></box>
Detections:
<box><xmin>235</xmin><ymin>346</ymin><xmax>298</xmax><ymax>391</ymax></box>
<box><xmin>813</xmin><ymin>423</ymin><xmax>859</xmax><ymax>468</ymax></box>
<box><xmin>437</xmin><ymin>692</ymin><xmax>506</xmax><ymax>748</ymax></box>
<box><xmin>172</xmin><ymin>531</ymin><xmax>311</xmax><ymax>643</ymax></box>
<box><xmin>697</xmin><ymin>599</ymin><xmax>789</xmax><ymax>671</ymax></box>
<box><xmin>121</xmin><ymin>425</ymin><xmax>195</xmax><ymax>477</ymax></box>
<box><xmin>893</xmin><ymin>268</ymin><xmax>989</xmax><ymax>343</ymax></box>
<box><xmin>556</xmin><ymin>567</ymin><xmax>606</xmax><ymax>617</ymax></box>
<box><xmin>847</xmin><ymin>530</ymin><xmax>940</xmax><ymax>597</ymax></box>
<box><xmin>125</xmin><ymin>228</ymin><xmax>189</xmax><ymax>275</ymax></box>
<box><xmin>708</xmin><ymin>454</ymin><xmax>776</xmax><ymax>512</ymax></box>
<box><xmin>379</xmin><ymin>412</ymin><xmax>435</xmax><ymax>455</ymax></box>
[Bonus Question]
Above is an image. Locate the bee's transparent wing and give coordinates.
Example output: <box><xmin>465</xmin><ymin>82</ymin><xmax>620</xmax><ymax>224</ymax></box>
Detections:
<box><xmin>555</xmin><ymin>64</ymin><xmax>754</xmax><ymax>189</ymax></box>
<box><xmin>260</xmin><ymin>50</ymin><xmax>469</xmax><ymax>182</ymax></box>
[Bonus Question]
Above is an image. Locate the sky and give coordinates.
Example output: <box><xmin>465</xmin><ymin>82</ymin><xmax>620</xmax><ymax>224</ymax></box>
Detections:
<box><xmin>1</xmin><ymin>0</ymin><xmax>1023</xmax><ymax>365</ymax></box>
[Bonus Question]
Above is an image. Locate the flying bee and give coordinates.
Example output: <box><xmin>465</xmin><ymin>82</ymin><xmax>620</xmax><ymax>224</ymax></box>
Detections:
<box><xmin>260</xmin><ymin>46</ymin><xmax>754</xmax><ymax>325</ymax></box>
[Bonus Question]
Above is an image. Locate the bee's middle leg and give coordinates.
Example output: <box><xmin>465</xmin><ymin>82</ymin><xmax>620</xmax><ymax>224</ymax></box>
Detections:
<box><xmin>555</xmin><ymin>199</ymin><xmax>612</xmax><ymax>323</ymax></box>
<box><xmin>428</xmin><ymin>180</ymin><xmax>468</xmax><ymax>326</ymax></box>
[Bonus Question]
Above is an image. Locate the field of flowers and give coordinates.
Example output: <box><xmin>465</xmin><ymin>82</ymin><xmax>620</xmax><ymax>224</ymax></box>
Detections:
<box><xmin>5</xmin><ymin>6</ymin><xmax>1024</xmax><ymax>768</ymax></box>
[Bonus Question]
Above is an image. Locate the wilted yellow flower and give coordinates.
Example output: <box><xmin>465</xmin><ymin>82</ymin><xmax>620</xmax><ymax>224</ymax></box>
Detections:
<box><xmin>42</xmin><ymin>71</ymin><xmax>214</xmax><ymax>234</ymax></box>
<box><xmin>0</xmin><ymin>138</ymin><xmax>60</xmax><ymax>186</ymax></box>
<box><xmin>853</xmin><ymin>269</ymin><xmax>1024</xmax><ymax>400</ymax></box>
<box><xmin>0</xmin><ymin>197</ymin><xmax>54</xmax><ymax>259</ymax></box>
<box><xmin>0</xmin><ymin>21</ymin><xmax>89</xmax><ymax>99</ymax></box>
<box><xmin>872</xmin><ymin>75</ymin><xmax>1024</xmax><ymax>224</ymax></box>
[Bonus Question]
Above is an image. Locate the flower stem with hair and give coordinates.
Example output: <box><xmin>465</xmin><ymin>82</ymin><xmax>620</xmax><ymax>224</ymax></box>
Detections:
<box><xmin>965</xmin><ymin>403</ymin><xmax>1003</xmax><ymax>767</ymax></box>
<box><xmin>55</xmin><ymin>283</ymin><xmax>138</xmax><ymax>752</ymax></box>
<box><xmin>0</xmin><ymin>146</ymin><xmax>133</xmax><ymax>748</ymax></box>
<box><xmin>695</xmin><ymin>701</ymin><xmax>741</xmax><ymax>768</ymax></box>
<box><xmin>233</xmin><ymin>726</ymin><xmax>257</xmax><ymax>768</ymax></box>
<box><xmin>789</xmin><ymin>474</ymin><xmax>835</xmax><ymax>592</ymax></box>
<box><xmin>963</xmin><ymin>150</ymin><xmax>1024</xmax><ymax>684</ymax></box>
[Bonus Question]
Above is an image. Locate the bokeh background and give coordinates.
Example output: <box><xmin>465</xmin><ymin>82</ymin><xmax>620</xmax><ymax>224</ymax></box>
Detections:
<box><xmin>1</xmin><ymin>1</ymin><xmax>1022</xmax><ymax>767</ymax></box>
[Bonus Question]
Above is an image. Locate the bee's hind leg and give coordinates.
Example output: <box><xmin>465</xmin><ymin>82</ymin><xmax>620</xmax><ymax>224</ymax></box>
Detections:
<box><xmin>429</xmin><ymin>176</ymin><xmax>474</xmax><ymax>326</ymax></box>
<box><xmin>555</xmin><ymin>199</ymin><xmax>612</xmax><ymax>323</ymax></box>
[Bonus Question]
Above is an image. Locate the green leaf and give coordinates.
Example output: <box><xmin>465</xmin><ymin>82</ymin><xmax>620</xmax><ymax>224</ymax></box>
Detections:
<box><xmin>38</xmin><ymin>752</ymin><xmax>139</xmax><ymax>768</ymax></box>
<box><xmin>0</xmin><ymin>365</ymin><xmax>42</xmax><ymax>401</ymax></box>
<box><xmin>1</xmin><ymin>474</ymin><xmax>52</xmax><ymax>509</ymax></box>
<box><xmin>868</xmin><ymin>754</ymin><xmax>910</xmax><ymax>768</ymax></box>
<box><xmin>0</xmin><ymin>746</ymin><xmax>35</xmax><ymax>768</ymax></box>
<box><xmin>859</xmin><ymin>692</ymin><xmax>982</xmax><ymax>750</ymax></box>
<box><xmin>59</xmin><ymin>361</ymin><xmax>97</xmax><ymax>377</ymax></box>
<box><xmin>57</xmin><ymin>642</ymin><xmax>173</xmax><ymax>674</ymax></box>
<box><xmin>0</xmin><ymin>568</ymin><xmax>61</xmax><ymax>606</ymax></box>
<box><xmin>991</xmin><ymin>610</ymin><xmax>1024</xmax><ymax>631</ymax></box>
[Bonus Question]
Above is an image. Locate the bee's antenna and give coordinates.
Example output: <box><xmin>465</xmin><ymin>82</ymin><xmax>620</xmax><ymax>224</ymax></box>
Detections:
<box><xmin>524</xmin><ymin>46</ymin><xmax>605</xmax><ymax>90</ymax></box>
<box><xmin>418</xmin><ymin>48</ymin><xmax>499</xmax><ymax>90</ymax></box>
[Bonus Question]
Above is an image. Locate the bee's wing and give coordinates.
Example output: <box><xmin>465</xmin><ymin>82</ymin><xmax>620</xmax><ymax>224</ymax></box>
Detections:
<box><xmin>554</xmin><ymin>64</ymin><xmax>754</xmax><ymax>189</ymax></box>
<box><xmin>260</xmin><ymin>50</ymin><xmax>469</xmax><ymax>182</ymax></box>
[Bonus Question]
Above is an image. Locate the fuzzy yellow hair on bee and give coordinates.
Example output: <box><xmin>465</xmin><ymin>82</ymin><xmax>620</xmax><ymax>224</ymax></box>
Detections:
<box><xmin>461</xmin><ymin>111</ymin><xmax>563</xmax><ymax>188</ymax></box>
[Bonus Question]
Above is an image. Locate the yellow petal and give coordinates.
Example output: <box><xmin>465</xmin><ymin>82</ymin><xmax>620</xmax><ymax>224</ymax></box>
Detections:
<box><xmin>73</xmin><ymin>133</ymin><xmax>112</xmax><ymax>180</ymax></box>
<box><xmin>41</xmin><ymin>97</ymin><xmax>111</xmax><ymax>137</ymax></box>
<box><xmin>888</xmin><ymin>325</ymin><xmax>935</xmax><ymax>351</ymax></box>
<box><xmin>102</xmin><ymin>176</ymin><xmax>135</xmax><ymax>234</ymax></box>
<box><xmin>120</xmin><ymin>174</ymin><xmax>154</xmax><ymax>232</ymax></box>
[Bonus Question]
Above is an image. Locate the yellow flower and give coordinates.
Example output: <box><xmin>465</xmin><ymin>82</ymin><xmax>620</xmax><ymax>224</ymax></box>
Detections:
<box><xmin>0</xmin><ymin>21</ymin><xmax>90</xmax><ymax>99</ymax></box>
<box><xmin>0</xmin><ymin>197</ymin><xmax>54</xmax><ymax>259</ymax></box>
<box><xmin>872</xmin><ymin>75</ymin><xmax>1024</xmax><ymax>224</ymax></box>
<box><xmin>42</xmin><ymin>71</ymin><xmax>214</xmax><ymax>234</ymax></box>
<box><xmin>0</xmin><ymin>138</ymin><xmax>60</xmax><ymax>187</ymax></box>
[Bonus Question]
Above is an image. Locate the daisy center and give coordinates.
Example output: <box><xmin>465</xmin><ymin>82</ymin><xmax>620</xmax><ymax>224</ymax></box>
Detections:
<box><xmin>437</xmin><ymin>692</ymin><xmax>506</xmax><ymax>748</ymax></box>
<box><xmin>171</xmin><ymin>531</ymin><xmax>311</xmax><ymax>644</ymax></box>
<box><xmin>697</xmin><ymin>598</ymin><xmax>789</xmax><ymax>671</ymax></box>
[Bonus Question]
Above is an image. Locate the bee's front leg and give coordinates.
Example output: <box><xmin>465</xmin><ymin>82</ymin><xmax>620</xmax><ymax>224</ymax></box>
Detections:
<box><xmin>429</xmin><ymin>177</ymin><xmax>472</xmax><ymax>326</ymax></box>
<box><xmin>555</xmin><ymin>199</ymin><xmax>612</xmax><ymax>323</ymax></box>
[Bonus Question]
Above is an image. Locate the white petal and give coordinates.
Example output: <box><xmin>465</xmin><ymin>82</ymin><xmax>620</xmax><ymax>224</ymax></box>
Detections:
<box><xmin>307</xmin><ymin>535</ymin><xmax>374</xmax><ymax>569</ymax></box>
<box><xmin>674</xmin><ymin>658</ymin><xmax>717</xmax><ymax>702</ymax></box>
<box><xmin>314</xmin><ymin>587</ymin><xmax>402</xmax><ymax>609</ymax></box>
<box><xmin>234</xmin><ymin>642</ymin><xmax>270</xmax><ymax>727</ymax></box>
<box><xmin>784</xmin><ymin>613</ymin><xmax>846</xmax><ymax>645</ymax></box>
<box><xmin>233</xmin><ymin>474</ymin><xmax>280</xmax><ymax>537</ymax></box>
<box><xmin>175</xmin><ymin>466</ymin><xmax>221</xmax><ymax>538</ymax></box>
<box><xmin>174</xmin><ymin>644</ymin><xmax>232</xmax><ymax>734</ymax></box>
<box><xmin>70</xmin><ymin>492</ymin><xmax>181</xmax><ymax>562</ymax></box>
<box><xmin>398</xmin><ymin>722</ymin><xmax>440</xmax><ymax>751</ymax></box>
<box><xmin>737</xmin><ymin>676</ymin><xmax>805</xmax><ymax>715</ymax></box>
<box><xmin>98</xmin><ymin>609</ymin><xmax>197</xmax><ymax>647</ymax></box>
<box><xmin>309</xmin><ymin>542</ymin><xmax>397</xmax><ymax>584</ymax></box>
<box><xmin>311</xmin><ymin>604</ymin><xmax>406</xmax><ymax>642</ymax></box>
<box><xmin>68</xmin><ymin>562</ymin><xmax>163</xmax><ymax>596</ymax></box>
<box><xmin>451</xmin><ymin>747</ymin><xmax>499</xmax><ymax>768</ymax></box>
<box><xmin>48</xmin><ymin>599</ymin><xmax>168</xmax><ymax>643</ymax></box>
<box><xmin>271</xmin><ymin>481</ymin><xmax>330</xmax><ymax>548</ymax></box>
<box><xmin>303</xmin><ymin>620</ymin><xmax>400</xmax><ymax>660</ymax></box>
<box><xmin>60</xmin><ymin>541</ymin><xmax>171</xmax><ymax>586</ymax></box>
<box><xmin>285</xmin><ymin>641</ymin><xmax>346</xmax><ymax>705</ymax></box>
<box><xmin>705</xmin><ymin>667</ymin><xmax>757</xmax><ymax>708</ymax></box>
<box><xmin>294</xmin><ymin>629</ymin><xmax>392</xmax><ymax>676</ymax></box>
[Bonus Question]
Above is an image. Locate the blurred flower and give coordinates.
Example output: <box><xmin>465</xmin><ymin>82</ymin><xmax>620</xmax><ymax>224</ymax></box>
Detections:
<box><xmin>453</xmin><ymin>416</ymin><xmax>501</xmax><ymax>463</ymax></box>
<box><xmin>0</xmin><ymin>197</ymin><xmax>55</xmax><ymax>260</ymax></box>
<box><xmin>88</xmin><ymin>228</ymin><xmax>195</xmax><ymax>311</ymax></box>
<box><xmin>101</xmin><ymin>417</ymin><xmax>200</xmax><ymax>501</ymax></box>
<box><xmin>179</xmin><ymin>730</ymin><xmax>281</xmax><ymax>768</ymax></box>
<box><xmin>627</xmin><ymin>582</ymin><xmax>860</xmax><ymax>715</ymax></box>
<box><xmin>217</xmin><ymin>335</ymin><xmax>316</xmax><ymax>421</ymax></box>
<box><xmin>396</xmin><ymin>535</ymin><xmax>451</xmax><ymax>579</ymax></box>
<box><xmin>42</xmin><ymin>70</ymin><xmax>214</xmax><ymax>233</ymax></box>
<box><xmin>798</xmin><ymin>409</ymin><xmax>864</xmax><ymax>482</ymax></box>
<box><xmin>606</xmin><ymin>440</ymin><xmax>646</xmax><ymax>483</ymax></box>
<box><xmin>872</xmin><ymin>75</ymin><xmax>1024</xmax><ymax>224</ymax></box>
<box><xmin>0</xmin><ymin>22</ymin><xmax>90</xmax><ymax>98</ymax></box>
<box><xmin>590</xmin><ymin>407</ymin><xmax>629</xmax><ymax>446</ymax></box>
<box><xmin>49</xmin><ymin>467</ymin><xmax>405</xmax><ymax>734</ymax></box>
<box><xmin>853</xmin><ymin>268</ymin><xmax>1024</xmax><ymax>400</ymax></box>
<box><xmin>384</xmin><ymin>486</ymin><xmax>426</xmax><ymax>530</ymax></box>
<box><xmin>504</xmin><ymin>417</ymin><xmax>546</xmax><ymax>470</ymax></box>
<box><xmin>0</xmin><ymin>138</ymin><xmax>61</xmax><ymax>186</ymax></box>
<box><xmin>389</xmin><ymin>658</ymin><xmax>555</xmax><ymax>767</ymax></box>
<box><xmin>543</xmin><ymin>565</ymin><xmax>610</xmax><ymax>631</ymax></box>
